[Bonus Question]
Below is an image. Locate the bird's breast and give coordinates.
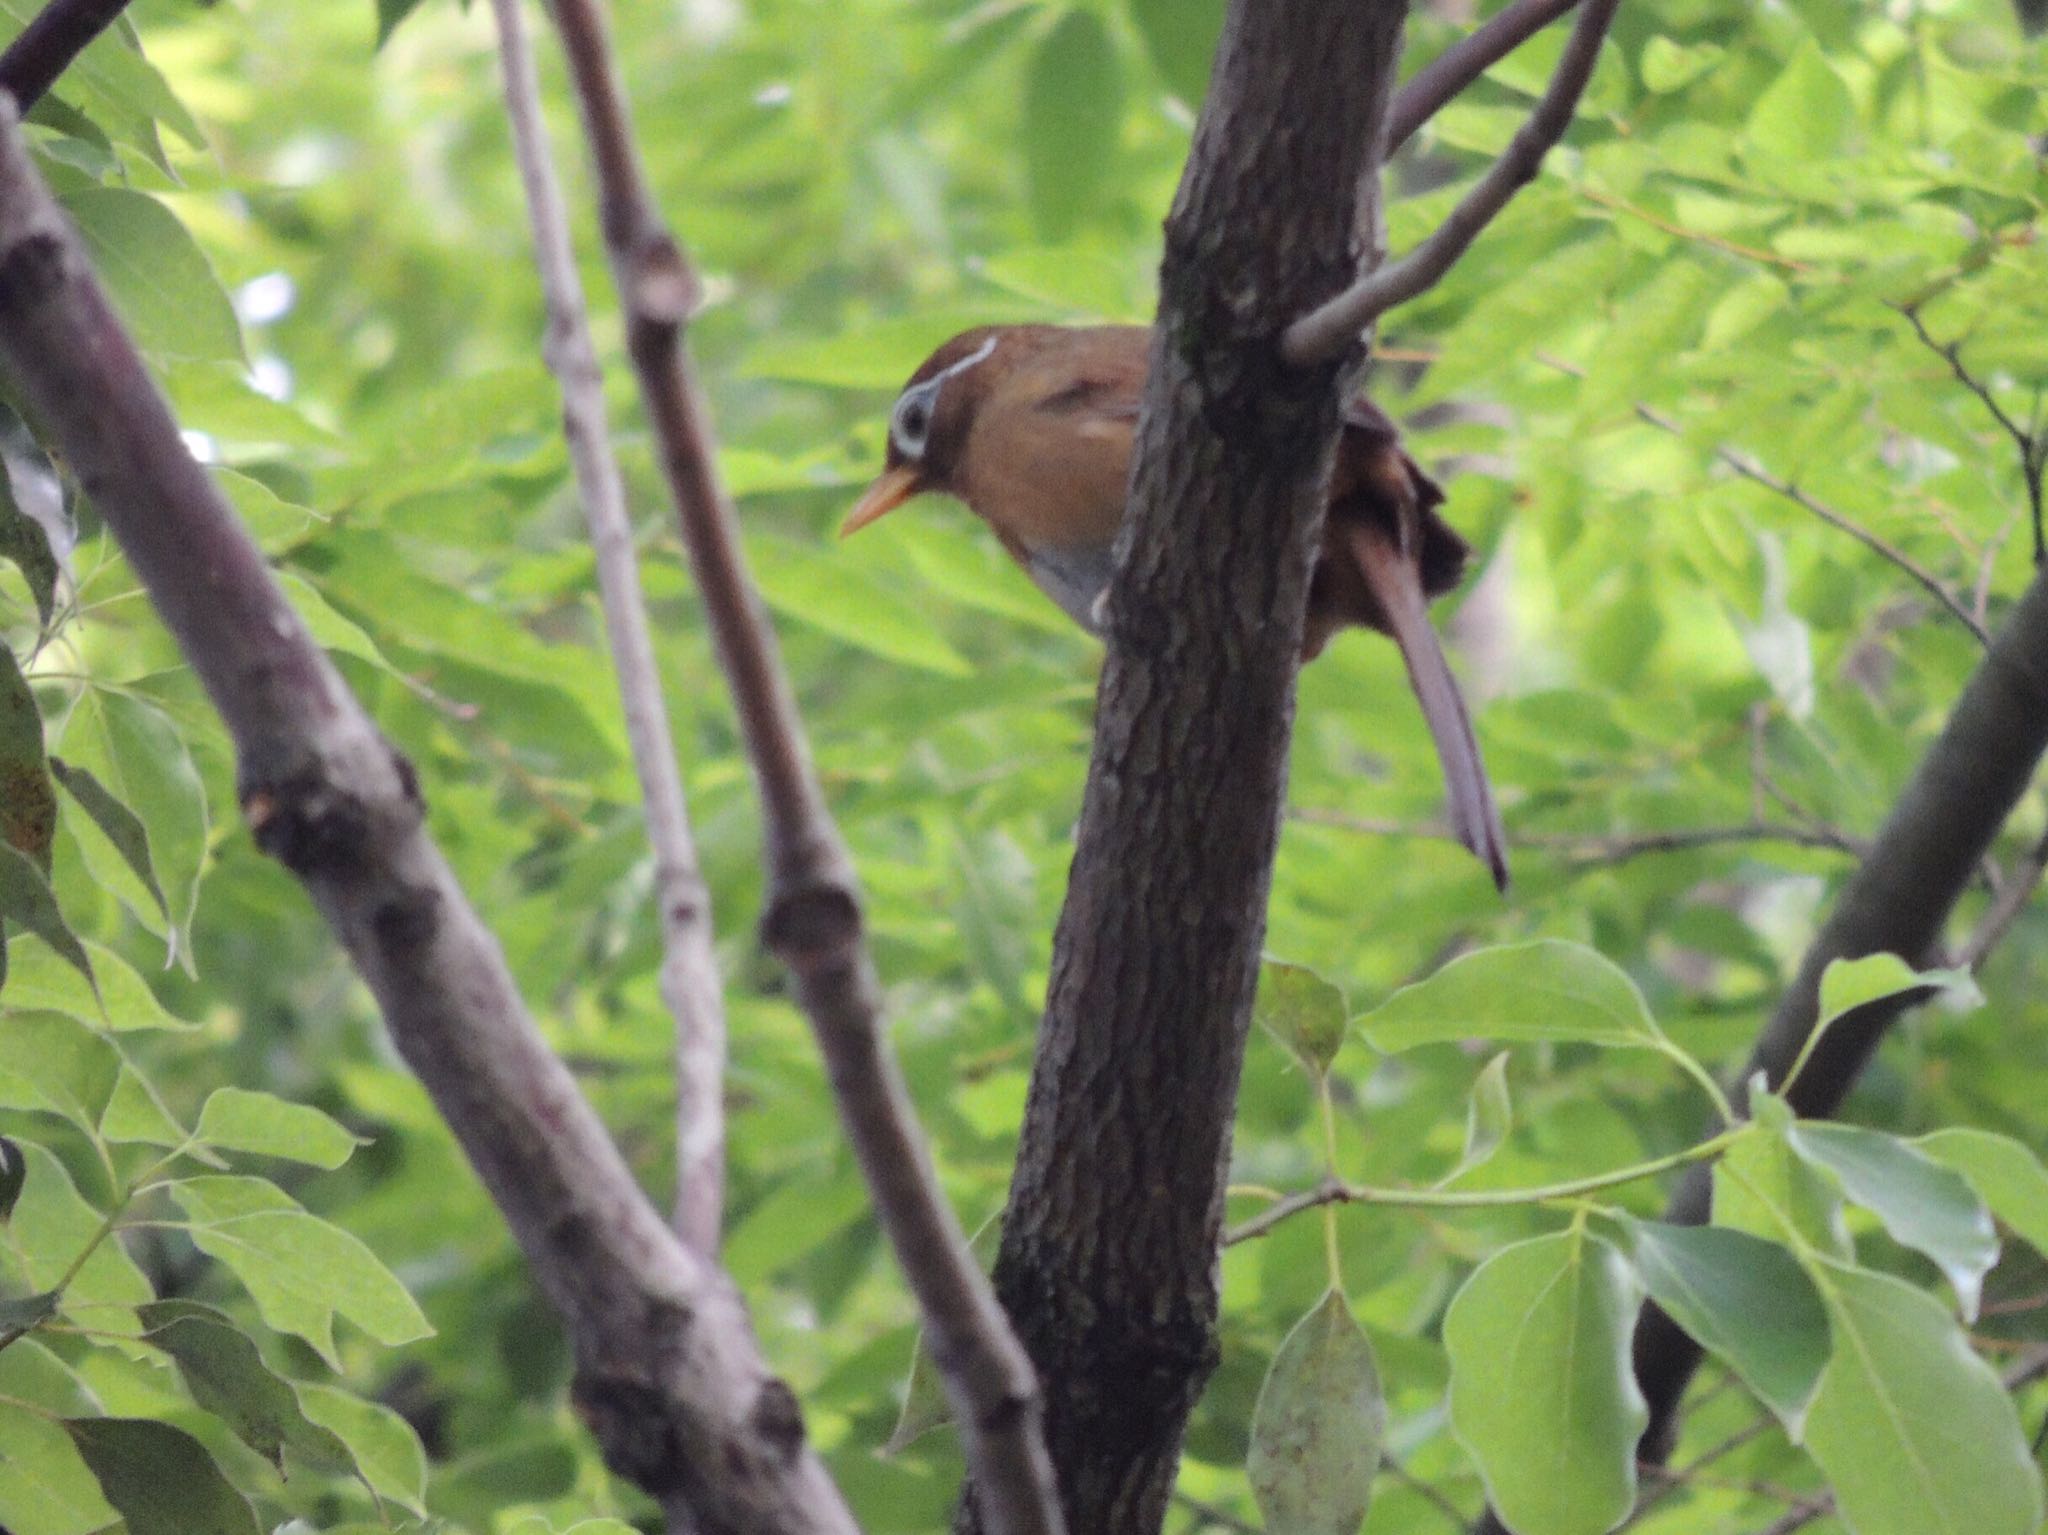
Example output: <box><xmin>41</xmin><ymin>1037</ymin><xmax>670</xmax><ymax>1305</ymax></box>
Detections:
<box><xmin>1024</xmin><ymin>543</ymin><xmax>1119</xmax><ymax>634</ymax></box>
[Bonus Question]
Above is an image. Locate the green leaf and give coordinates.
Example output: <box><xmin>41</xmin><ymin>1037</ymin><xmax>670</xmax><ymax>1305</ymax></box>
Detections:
<box><xmin>4</xmin><ymin>1142</ymin><xmax>152</xmax><ymax>1334</ymax></box>
<box><xmin>0</xmin><ymin>475</ymin><xmax>58</xmax><ymax>631</ymax></box>
<box><xmin>1814</xmin><ymin>954</ymin><xmax>1976</xmax><ymax>1046</ymax></box>
<box><xmin>3</xmin><ymin>935</ymin><xmax>198</xmax><ymax>1031</ymax></box>
<box><xmin>0</xmin><ymin>1398</ymin><xmax>118</xmax><ymax>1535</ymax></box>
<box><xmin>100</xmin><ymin>1062</ymin><xmax>188</xmax><ymax>1148</ymax></box>
<box><xmin>64</xmin><ymin>1417</ymin><xmax>261</xmax><ymax>1535</ymax></box>
<box><xmin>1024</xmin><ymin>11</ymin><xmax>1123</xmax><ymax>240</ymax></box>
<box><xmin>1444</xmin><ymin>1230</ymin><xmax>1646</xmax><ymax>1535</ymax></box>
<box><xmin>752</xmin><ymin>534</ymin><xmax>971</xmax><ymax>675</ymax></box>
<box><xmin>1915</xmin><ymin>1128</ymin><xmax>2048</xmax><ymax>1258</ymax></box>
<box><xmin>0</xmin><ymin>842</ymin><xmax>95</xmax><ymax>991</ymax></box>
<box><xmin>1639</xmin><ymin>38</ymin><xmax>1722</xmax><ymax>93</ymax></box>
<box><xmin>1358</xmin><ymin>939</ymin><xmax>1662</xmax><ymax>1053</ymax></box>
<box><xmin>59</xmin><ymin>189</ymin><xmax>243</xmax><ymax>364</ymax></box>
<box><xmin>1626</xmin><ymin>1221</ymin><xmax>1828</xmax><ymax>1430</ymax></box>
<box><xmin>1803</xmin><ymin>1263</ymin><xmax>2041</xmax><ymax>1535</ymax></box>
<box><xmin>1785</xmin><ymin>1121</ymin><xmax>1999</xmax><ymax>1319</ymax></box>
<box><xmin>1436</xmin><ymin>1052</ymin><xmax>1513</xmax><ymax>1187</ymax></box>
<box><xmin>0</xmin><ymin>647</ymin><xmax>55</xmax><ymax>874</ymax></box>
<box><xmin>1712</xmin><ymin>1098</ymin><xmax>1851</xmax><ymax>1259</ymax></box>
<box><xmin>376</xmin><ymin>0</ymin><xmax>433</xmax><ymax>46</ymax></box>
<box><xmin>0</xmin><ymin>1134</ymin><xmax>22</xmax><ymax>1221</ymax></box>
<box><xmin>1245</xmin><ymin>1288</ymin><xmax>1385</xmax><ymax>1535</ymax></box>
<box><xmin>884</xmin><ymin>1214</ymin><xmax>1002</xmax><ymax>1454</ymax></box>
<box><xmin>168</xmin><ymin>1175</ymin><xmax>432</xmax><ymax>1366</ymax></box>
<box><xmin>0</xmin><ymin>1288</ymin><xmax>57</xmax><ymax>1333</ymax></box>
<box><xmin>0</xmin><ymin>1011</ymin><xmax>118</xmax><ymax>1131</ymax></box>
<box><xmin>1127</xmin><ymin>0</ymin><xmax>1224</xmax><ymax>102</ymax></box>
<box><xmin>58</xmin><ymin>689</ymin><xmax>208</xmax><ymax>969</ymax></box>
<box><xmin>196</xmin><ymin>1088</ymin><xmax>363</xmax><ymax>1170</ymax></box>
<box><xmin>1747</xmin><ymin>40</ymin><xmax>1854</xmax><ymax>164</ymax></box>
<box><xmin>297</xmin><ymin>1381</ymin><xmax>429</xmax><ymax>1515</ymax></box>
<box><xmin>49</xmin><ymin>757</ymin><xmax>172</xmax><ymax>929</ymax></box>
<box><xmin>1254</xmin><ymin>958</ymin><xmax>1348</xmax><ymax>1075</ymax></box>
<box><xmin>137</xmin><ymin>1300</ymin><xmax>356</xmax><ymax>1476</ymax></box>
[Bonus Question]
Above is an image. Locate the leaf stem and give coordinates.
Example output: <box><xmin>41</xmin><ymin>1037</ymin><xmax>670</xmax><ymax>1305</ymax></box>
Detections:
<box><xmin>1224</xmin><ymin>1127</ymin><xmax>1748</xmax><ymax>1246</ymax></box>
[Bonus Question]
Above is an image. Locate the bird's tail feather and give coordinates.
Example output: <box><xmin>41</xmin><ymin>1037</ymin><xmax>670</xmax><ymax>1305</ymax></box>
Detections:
<box><xmin>1344</xmin><ymin>521</ymin><xmax>1509</xmax><ymax>891</ymax></box>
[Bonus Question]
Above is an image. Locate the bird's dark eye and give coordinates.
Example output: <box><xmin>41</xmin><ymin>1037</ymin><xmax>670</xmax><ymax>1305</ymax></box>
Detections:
<box><xmin>892</xmin><ymin>388</ymin><xmax>936</xmax><ymax>457</ymax></box>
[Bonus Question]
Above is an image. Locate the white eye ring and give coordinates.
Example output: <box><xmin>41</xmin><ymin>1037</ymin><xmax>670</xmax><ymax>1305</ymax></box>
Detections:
<box><xmin>891</xmin><ymin>382</ymin><xmax>938</xmax><ymax>458</ymax></box>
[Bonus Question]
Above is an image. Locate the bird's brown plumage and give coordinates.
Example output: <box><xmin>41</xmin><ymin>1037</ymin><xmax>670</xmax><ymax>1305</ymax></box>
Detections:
<box><xmin>843</xmin><ymin>323</ymin><xmax>1508</xmax><ymax>889</ymax></box>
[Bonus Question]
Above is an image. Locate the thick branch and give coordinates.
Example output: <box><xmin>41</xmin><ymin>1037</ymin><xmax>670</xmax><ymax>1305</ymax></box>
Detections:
<box><xmin>970</xmin><ymin>6</ymin><xmax>1407</xmax><ymax>1533</ymax></box>
<box><xmin>537</xmin><ymin>5</ymin><xmax>1063</xmax><ymax>1533</ymax></box>
<box><xmin>1625</xmin><ymin>560</ymin><xmax>2048</xmax><ymax>1467</ymax></box>
<box><xmin>0</xmin><ymin>0</ymin><xmax>131</xmax><ymax>112</ymax></box>
<box><xmin>1284</xmin><ymin>0</ymin><xmax>1620</xmax><ymax>366</ymax></box>
<box><xmin>1385</xmin><ymin>0</ymin><xmax>1582</xmax><ymax>154</ymax></box>
<box><xmin>0</xmin><ymin>102</ymin><xmax>851</xmax><ymax>1535</ymax></box>
<box><xmin>489</xmin><ymin>0</ymin><xmax>725</xmax><ymax>1254</ymax></box>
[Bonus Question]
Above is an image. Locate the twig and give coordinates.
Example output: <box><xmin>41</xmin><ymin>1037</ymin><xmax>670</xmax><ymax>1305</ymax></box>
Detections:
<box><xmin>1897</xmin><ymin>302</ymin><xmax>2048</xmax><ymax>568</ymax></box>
<box><xmin>0</xmin><ymin>99</ymin><xmax>854</xmax><ymax>1534</ymax></box>
<box><xmin>1749</xmin><ymin>1349</ymin><xmax>2048</xmax><ymax>1535</ymax></box>
<box><xmin>1284</xmin><ymin>0</ymin><xmax>1622</xmax><ymax>365</ymax></box>
<box><xmin>537</xmin><ymin>4</ymin><xmax>1063</xmax><ymax>1532</ymax></box>
<box><xmin>1169</xmin><ymin>1490</ymin><xmax>1259</xmax><ymax>1534</ymax></box>
<box><xmin>0</xmin><ymin>0</ymin><xmax>132</xmax><ymax>112</ymax></box>
<box><xmin>1537</xmin><ymin>354</ymin><xmax>1991</xmax><ymax>646</ymax></box>
<box><xmin>488</xmin><ymin>0</ymin><xmax>726</xmax><ymax>1254</ymax></box>
<box><xmin>1957</xmin><ymin>823</ymin><xmax>2048</xmax><ymax>969</ymax></box>
<box><xmin>1385</xmin><ymin>0</ymin><xmax>1581</xmax><ymax>153</ymax></box>
<box><xmin>1384</xmin><ymin>1458</ymin><xmax>1471</xmax><ymax>1531</ymax></box>
<box><xmin>1291</xmin><ymin>807</ymin><xmax>1868</xmax><ymax>865</ymax></box>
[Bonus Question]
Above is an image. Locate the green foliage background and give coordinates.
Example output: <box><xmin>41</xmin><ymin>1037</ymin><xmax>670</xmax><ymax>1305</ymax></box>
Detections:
<box><xmin>4</xmin><ymin>0</ymin><xmax>2048</xmax><ymax>1530</ymax></box>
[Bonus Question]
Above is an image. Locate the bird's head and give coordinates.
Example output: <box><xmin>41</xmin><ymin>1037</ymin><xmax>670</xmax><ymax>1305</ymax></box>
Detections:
<box><xmin>840</xmin><ymin>328</ymin><xmax>1003</xmax><ymax>536</ymax></box>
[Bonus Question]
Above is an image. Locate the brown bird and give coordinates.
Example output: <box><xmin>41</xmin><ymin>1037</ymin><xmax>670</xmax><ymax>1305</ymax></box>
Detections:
<box><xmin>841</xmin><ymin>324</ymin><xmax>1508</xmax><ymax>890</ymax></box>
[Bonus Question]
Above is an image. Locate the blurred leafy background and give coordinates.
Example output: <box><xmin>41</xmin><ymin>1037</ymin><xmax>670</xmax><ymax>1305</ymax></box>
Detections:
<box><xmin>4</xmin><ymin>0</ymin><xmax>2048</xmax><ymax>1528</ymax></box>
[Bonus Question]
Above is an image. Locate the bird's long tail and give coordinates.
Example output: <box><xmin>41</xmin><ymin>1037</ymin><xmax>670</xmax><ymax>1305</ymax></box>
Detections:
<box><xmin>1345</xmin><ymin>521</ymin><xmax>1509</xmax><ymax>891</ymax></box>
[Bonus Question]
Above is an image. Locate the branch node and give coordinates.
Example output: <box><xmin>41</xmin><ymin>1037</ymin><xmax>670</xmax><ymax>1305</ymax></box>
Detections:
<box><xmin>759</xmin><ymin>879</ymin><xmax>861</xmax><ymax>968</ymax></box>
<box><xmin>629</xmin><ymin>230</ymin><xmax>700</xmax><ymax>325</ymax></box>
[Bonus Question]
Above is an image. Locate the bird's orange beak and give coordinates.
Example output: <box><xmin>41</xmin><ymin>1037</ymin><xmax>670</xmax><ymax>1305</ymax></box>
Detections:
<box><xmin>840</xmin><ymin>466</ymin><xmax>924</xmax><ymax>537</ymax></box>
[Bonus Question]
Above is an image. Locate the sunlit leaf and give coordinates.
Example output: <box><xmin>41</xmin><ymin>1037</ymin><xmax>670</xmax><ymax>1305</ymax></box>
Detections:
<box><xmin>1803</xmin><ymin>1263</ymin><xmax>2041</xmax><ymax>1535</ymax></box>
<box><xmin>1359</xmin><ymin>940</ymin><xmax>1663</xmax><ymax>1053</ymax></box>
<box><xmin>1444</xmin><ymin>1230</ymin><xmax>1646</xmax><ymax>1535</ymax></box>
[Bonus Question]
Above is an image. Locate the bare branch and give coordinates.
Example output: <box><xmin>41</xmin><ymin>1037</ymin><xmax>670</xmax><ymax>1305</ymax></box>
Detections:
<box><xmin>1897</xmin><ymin>302</ymin><xmax>2048</xmax><ymax>567</ymax></box>
<box><xmin>535</xmin><ymin>4</ymin><xmax>1063</xmax><ymax>1531</ymax></box>
<box><xmin>1284</xmin><ymin>0</ymin><xmax>1621</xmax><ymax>366</ymax></box>
<box><xmin>1957</xmin><ymin>823</ymin><xmax>2048</xmax><ymax>970</ymax></box>
<box><xmin>0</xmin><ymin>101</ymin><xmax>853</xmax><ymax>1534</ymax></box>
<box><xmin>1292</xmin><ymin>807</ymin><xmax>1869</xmax><ymax>865</ymax></box>
<box><xmin>488</xmin><ymin>0</ymin><xmax>726</xmax><ymax>1254</ymax></box>
<box><xmin>1538</xmin><ymin>354</ymin><xmax>1992</xmax><ymax>646</ymax></box>
<box><xmin>1385</xmin><ymin>0</ymin><xmax>1580</xmax><ymax>153</ymax></box>
<box><xmin>0</xmin><ymin>0</ymin><xmax>132</xmax><ymax>112</ymax></box>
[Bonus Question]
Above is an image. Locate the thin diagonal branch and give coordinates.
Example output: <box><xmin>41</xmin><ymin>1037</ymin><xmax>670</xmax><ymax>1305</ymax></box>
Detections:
<box><xmin>1957</xmin><ymin>823</ymin><xmax>2048</xmax><ymax>969</ymax></box>
<box><xmin>489</xmin><ymin>0</ymin><xmax>725</xmax><ymax>1253</ymax></box>
<box><xmin>0</xmin><ymin>100</ymin><xmax>853</xmax><ymax>1535</ymax></box>
<box><xmin>1538</xmin><ymin>353</ymin><xmax>1992</xmax><ymax>646</ymax></box>
<box><xmin>1292</xmin><ymin>807</ymin><xmax>1869</xmax><ymax>865</ymax></box>
<box><xmin>1284</xmin><ymin>0</ymin><xmax>1620</xmax><ymax>365</ymax></box>
<box><xmin>1897</xmin><ymin>302</ymin><xmax>2048</xmax><ymax>568</ymax></box>
<box><xmin>0</xmin><ymin>0</ymin><xmax>132</xmax><ymax>112</ymax></box>
<box><xmin>1385</xmin><ymin>0</ymin><xmax>1581</xmax><ymax>153</ymax></box>
<box><xmin>536</xmin><ymin>4</ymin><xmax>1064</xmax><ymax>1532</ymax></box>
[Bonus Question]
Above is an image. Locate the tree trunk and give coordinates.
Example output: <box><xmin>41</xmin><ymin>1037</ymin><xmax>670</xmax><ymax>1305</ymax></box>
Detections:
<box><xmin>963</xmin><ymin>5</ymin><xmax>1408</xmax><ymax>1531</ymax></box>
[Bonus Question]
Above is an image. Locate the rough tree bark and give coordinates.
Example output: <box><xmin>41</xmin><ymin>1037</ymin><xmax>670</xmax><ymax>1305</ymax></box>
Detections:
<box><xmin>964</xmin><ymin>5</ymin><xmax>1408</xmax><ymax>1532</ymax></box>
